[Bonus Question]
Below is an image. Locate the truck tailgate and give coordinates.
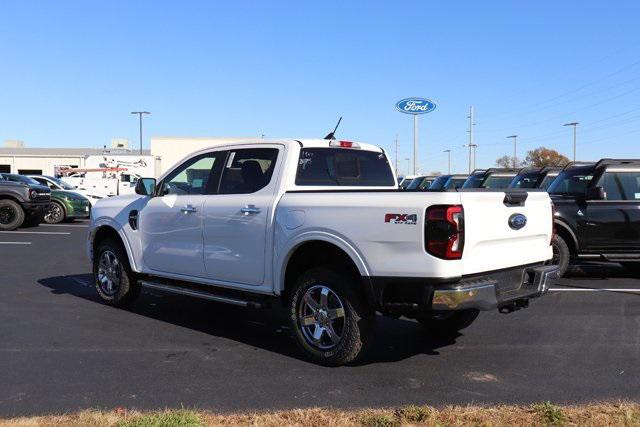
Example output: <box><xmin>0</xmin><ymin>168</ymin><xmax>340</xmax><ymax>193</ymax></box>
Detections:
<box><xmin>459</xmin><ymin>191</ymin><xmax>553</xmax><ymax>275</ymax></box>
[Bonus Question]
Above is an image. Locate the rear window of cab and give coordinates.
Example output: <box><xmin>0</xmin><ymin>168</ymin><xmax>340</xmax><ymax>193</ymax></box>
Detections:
<box><xmin>296</xmin><ymin>148</ymin><xmax>395</xmax><ymax>186</ymax></box>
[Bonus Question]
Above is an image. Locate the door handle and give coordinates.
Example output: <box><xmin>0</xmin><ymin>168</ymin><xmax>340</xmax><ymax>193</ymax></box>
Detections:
<box><xmin>181</xmin><ymin>204</ymin><xmax>197</xmax><ymax>214</ymax></box>
<box><xmin>241</xmin><ymin>205</ymin><xmax>261</xmax><ymax>215</ymax></box>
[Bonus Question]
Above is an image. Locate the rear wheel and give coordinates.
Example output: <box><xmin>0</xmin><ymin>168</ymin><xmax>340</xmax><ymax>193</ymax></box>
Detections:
<box><xmin>417</xmin><ymin>309</ymin><xmax>480</xmax><ymax>336</ymax></box>
<box><xmin>93</xmin><ymin>238</ymin><xmax>140</xmax><ymax>307</ymax></box>
<box><xmin>288</xmin><ymin>267</ymin><xmax>374</xmax><ymax>366</ymax></box>
<box><xmin>547</xmin><ymin>235</ymin><xmax>570</xmax><ymax>277</ymax></box>
<box><xmin>44</xmin><ymin>201</ymin><xmax>65</xmax><ymax>224</ymax></box>
<box><xmin>0</xmin><ymin>199</ymin><xmax>25</xmax><ymax>231</ymax></box>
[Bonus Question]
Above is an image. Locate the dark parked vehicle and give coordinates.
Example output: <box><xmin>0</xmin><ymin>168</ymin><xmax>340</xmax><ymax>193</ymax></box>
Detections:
<box><xmin>509</xmin><ymin>167</ymin><xmax>562</xmax><ymax>190</ymax></box>
<box><xmin>1</xmin><ymin>173</ymin><xmax>91</xmax><ymax>224</ymax></box>
<box><xmin>403</xmin><ymin>175</ymin><xmax>438</xmax><ymax>190</ymax></box>
<box><xmin>429</xmin><ymin>174</ymin><xmax>468</xmax><ymax>190</ymax></box>
<box><xmin>0</xmin><ymin>174</ymin><xmax>51</xmax><ymax>231</ymax></box>
<box><xmin>548</xmin><ymin>159</ymin><xmax>640</xmax><ymax>276</ymax></box>
<box><xmin>462</xmin><ymin>168</ymin><xmax>519</xmax><ymax>189</ymax></box>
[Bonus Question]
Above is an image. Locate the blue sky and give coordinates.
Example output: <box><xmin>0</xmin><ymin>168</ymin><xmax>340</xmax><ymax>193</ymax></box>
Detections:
<box><xmin>1</xmin><ymin>1</ymin><xmax>639</xmax><ymax>174</ymax></box>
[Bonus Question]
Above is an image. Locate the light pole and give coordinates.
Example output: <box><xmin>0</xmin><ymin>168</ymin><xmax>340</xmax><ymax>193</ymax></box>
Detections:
<box><xmin>131</xmin><ymin>111</ymin><xmax>150</xmax><ymax>155</ymax></box>
<box><xmin>395</xmin><ymin>135</ymin><xmax>399</xmax><ymax>177</ymax></box>
<box><xmin>563</xmin><ymin>122</ymin><xmax>579</xmax><ymax>161</ymax></box>
<box><xmin>405</xmin><ymin>158</ymin><xmax>411</xmax><ymax>176</ymax></box>
<box><xmin>507</xmin><ymin>135</ymin><xmax>518</xmax><ymax>168</ymax></box>
<box><xmin>444</xmin><ymin>149</ymin><xmax>451</xmax><ymax>174</ymax></box>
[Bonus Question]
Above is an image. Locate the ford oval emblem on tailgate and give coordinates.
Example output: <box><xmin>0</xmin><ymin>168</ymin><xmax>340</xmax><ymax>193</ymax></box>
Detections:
<box><xmin>508</xmin><ymin>213</ymin><xmax>527</xmax><ymax>230</ymax></box>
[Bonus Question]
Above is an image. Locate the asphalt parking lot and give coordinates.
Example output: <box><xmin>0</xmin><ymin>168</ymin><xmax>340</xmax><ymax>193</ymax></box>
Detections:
<box><xmin>1</xmin><ymin>222</ymin><xmax>639</xmax><ymax>416</ymax></box>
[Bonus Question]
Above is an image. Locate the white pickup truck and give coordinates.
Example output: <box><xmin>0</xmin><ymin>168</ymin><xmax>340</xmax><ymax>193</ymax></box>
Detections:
<box><xmin>88</xmin><ymin>138</ymin><xmax>559</xmax><ymax>365</ymax></box>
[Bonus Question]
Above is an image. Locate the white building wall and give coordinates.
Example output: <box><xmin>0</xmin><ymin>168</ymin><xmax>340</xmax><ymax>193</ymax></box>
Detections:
<box><xmin>0</xmin><ymin>156</ymin><xmax>86</xmax><ymax>175</ymax></box>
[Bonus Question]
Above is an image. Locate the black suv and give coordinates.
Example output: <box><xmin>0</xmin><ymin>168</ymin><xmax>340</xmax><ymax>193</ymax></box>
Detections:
<box><xmin>0</xmin><ymin>174</ymin><xmax>51</xmax><ymax>230</ymax></box>
<box><xmin>462</xmin><ymin>168</ymin><xmax>519</xmax><ymax>189</ymax></box>
<box><xmin>548</xmin><ymin>159</ymin><xmax>640</xmax><ymax>276</ymax></box>
<box><xmin>509</xmin><ymin>167</ymin><xmax>562</xmax><ymax>190</ymax></box>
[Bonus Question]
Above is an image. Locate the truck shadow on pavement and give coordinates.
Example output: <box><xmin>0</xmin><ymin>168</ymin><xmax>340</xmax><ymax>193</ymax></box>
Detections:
<box><xmin>38</xmin><ymin>274</ymin><xmax>459</xmax><ymax>366</ymax></box>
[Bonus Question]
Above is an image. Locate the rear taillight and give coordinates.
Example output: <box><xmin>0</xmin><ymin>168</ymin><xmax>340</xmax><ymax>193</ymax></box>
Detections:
<box><xmin>425</xmin><ymin>205</ymin><xmax>464</xmax><ymax>260</ymax></box>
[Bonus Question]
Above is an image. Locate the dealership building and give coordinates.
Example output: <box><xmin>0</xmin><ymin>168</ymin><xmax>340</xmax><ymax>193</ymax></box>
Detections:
<box><xmin>0</xmin><ymin>136</ymin><xmax>257</xmax><ymax>178</ymax></box>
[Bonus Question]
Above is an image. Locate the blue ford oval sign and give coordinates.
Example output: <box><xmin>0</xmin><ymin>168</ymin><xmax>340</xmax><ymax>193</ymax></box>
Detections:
<box><xmin>396</xmin><ymin>97</ymin><xmax>436</xmax><ymax>115</ymax></box>
<box><xmin>508</xmin><ymin>213</ymin><xmax>527</xmax><ymax>230</ymax></box>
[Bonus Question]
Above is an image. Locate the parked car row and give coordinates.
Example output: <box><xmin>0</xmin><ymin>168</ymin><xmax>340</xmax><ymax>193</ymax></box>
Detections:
<box><xmin>399</xmin><ymin>158</ymin><xmax>640</xmax><ymax>278</ymax></box>
<box><xmin>0</xmin><ymin>173</ymin><xmax>92</xmax><ymax>230</ymax></box>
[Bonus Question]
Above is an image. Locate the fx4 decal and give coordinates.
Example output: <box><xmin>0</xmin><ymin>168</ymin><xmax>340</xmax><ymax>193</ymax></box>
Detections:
<box><xmin>384</xmin><ymin>213</ymin><xmax>418</xmax><ymax>225</ymax></box>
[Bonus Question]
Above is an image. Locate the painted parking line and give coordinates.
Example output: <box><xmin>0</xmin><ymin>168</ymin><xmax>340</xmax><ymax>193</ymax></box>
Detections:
<box><xmin>40</xmin><ymin>224</ymin><xmax>88</xmax><ymax>228</ymax></box>
<box><xmin>0</xmin><ymin>231</ymin><xmax>71</xmax><ymax>235</ymax></box>
<box><xmin>0</xmin><ymin>241</ymin><xmax>32</xmax><ymax>245</ymax></box>
<box><xmin>549</xmin><ymin>288</ymin><xmax>640</xmax><ymax>293</ymax></box>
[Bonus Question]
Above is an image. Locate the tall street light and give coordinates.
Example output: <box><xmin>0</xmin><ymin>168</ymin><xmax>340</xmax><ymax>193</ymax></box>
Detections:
<box><xmin>443</xmin><ymin>149</ymin><xmax>451</xmax><ymax>174</ymax></box>
<box><xmin>563</xmin><ymin>122</ymin><xmax>579</xmax><ymax>161</ymax></box>
<box><xmin>405</xmin><ymin>158</ymin><xmax>411</xmax><ymax>176</ymax></box>
<box><xmin>507</xmin><ymin>135</ymin><xmax>518</xmax><ymax>168</ymax></box>
<box><xmin>131</xmin><ymin>111</ymin><xmax>151</xmax><ymax>155</ymax></box>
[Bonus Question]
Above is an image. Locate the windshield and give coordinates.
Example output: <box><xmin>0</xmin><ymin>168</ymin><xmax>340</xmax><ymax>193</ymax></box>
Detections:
<box><xmin>429</xmin><ymin>175</ymin><xmax>450</xmax><ymax>190</ymax></box>
<box><xmin>547</xmin><ymin>166</ymin><xmax>594</xmax><ymax>196</ymax></box>
<box><xmin>399</xmin><ymin>178</ymin><xmax>413</xmax><ymax>189</ymax></box>
<box><xmin>406</xmin><ymin>176</ymin><xmax>426</xmax><ymax>190</ymax></box>
<box><xmin>539</xmin><ymin>174</ymin><xmax>559</xmax><ymax>190</ymax></box>
<box><xmin>2</xmin><ymin>174</ymin><xmax>41</xmax><ymax>186</ymax></box>
<box><xmin>47</xmin><ymin>176</ymin><xmax>76</xmax><ymax>190</ymax></box>
<box><xmin>446</xmin><ymin>177</ymin><xmax>467</xmax><ymax>190</ymax></box>
<box><xmin>462</xmin><ymin>173</ymin><xmax>485</xmax><ymax>188</ymax></box>
<box><xmin>483</xmin><ymin>174</ymin><xmax>516</xmax><ymax>189</ymax></box>
<box><xmin>417</xmin><ymin>177</ymin><xmax>435</xmax><ymax>190</ymax></box>
<box><xmin>509</xmin><ymin>172</ymin><xmax>540</xmax><ymax>189</ymax></box>
<box><xmin>295</xmin><ymin>148</ymin><xmax>395</xmax><ymax>186</ymax></box>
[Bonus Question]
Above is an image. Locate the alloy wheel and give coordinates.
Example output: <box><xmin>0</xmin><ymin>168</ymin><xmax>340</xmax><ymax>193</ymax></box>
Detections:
<box><xmin>298</xmin><ymin>285</ymin><xmax>346</xmax><ymax>350</ymax></box>
<box><xmin>97</xmin><ymin>250</ymin><xmax>122</xmax><ymax>297</ymax></box>
<box><xmin>0</xmin><ymin>206</ymin><xmax>16</xmax><ymax>225</ymax></box>
<box><xmin>45</xmin><ymin>203</ymin><xmax>64</xmax><ymax>223</ymax></box>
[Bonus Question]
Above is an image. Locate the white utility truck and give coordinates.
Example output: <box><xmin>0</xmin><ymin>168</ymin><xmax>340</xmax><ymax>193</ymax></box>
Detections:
<box><xmin>87</xmin><ymin>138</ymin><xmax>558</xmax><ymax>365</ymax></box>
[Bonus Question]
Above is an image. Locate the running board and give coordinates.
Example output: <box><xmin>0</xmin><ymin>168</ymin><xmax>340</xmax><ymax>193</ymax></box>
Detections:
<box><xmin>139</xmin><ymin>280</ymin><xmax>263</xmax><ymax>308</ymax></box>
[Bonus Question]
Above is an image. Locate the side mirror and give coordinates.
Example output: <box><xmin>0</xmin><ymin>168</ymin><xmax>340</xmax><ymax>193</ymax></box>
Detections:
<box><xmin>135</xmin><ymin>178</ymin><xmax>156</xmax><ymax>196</ymax></box>
<box><xmin>587</xmin><ymin>186</ymin><xmax>605</xmax><ymax>200</ymax></box>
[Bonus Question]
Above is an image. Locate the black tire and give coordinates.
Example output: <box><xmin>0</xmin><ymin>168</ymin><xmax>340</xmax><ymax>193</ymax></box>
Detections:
<box><xmin>288</xmin><ymin>267</ymin><xmax>374</xmax><ymax>366</ymax></box>
<box><xmin>44</xmin><ymin>201</ymin><xmax>66</xmax><ymax>224</ymax></box>
<box><xmin>93</xmin><ymin>238</ymin><xmax>140</xmax><ymax>307</ymax></box>
<box><xmin>0</xmin><ymin>199</ymin><xmax>25</xmax><ymax>231</ymax></box>
<box><xmin>547</xmin><ymin>235</ymin><xmax>570</xmax><ymax>277</ymax></box>
<box><xmin>621</xmin><ymin>262</ymin><xmax>640</xmax><ymax>277</ymax></box>
<box><xmin>417</xmin><ymin>309</ymin><xmax>480</xmax><ymax>336</ymax></box>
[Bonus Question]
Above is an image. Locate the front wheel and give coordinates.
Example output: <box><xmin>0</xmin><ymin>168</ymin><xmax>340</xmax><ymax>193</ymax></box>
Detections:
<box><xmin>288</xmin><ymin>267</ymin><xmax>374</xmax><ymax>366</ymax></box>
<box><xmin>0</xmin><ymin>199</ymin><xmax>25</xmax><ymax>231</ymax></box>
<box><xmin>44</xmin><ymin>201</ymin><xmax>65</xmax><ymax>224</ymax></box>
<box><xmin>417</xmin><ymin>309</ymin><xmax>480</xmax><ymax>336</ymax></box>
<box><xmin>93</xmin><ymin>238</ymin><xmax>140</xmax><ymax>307</ymax></box>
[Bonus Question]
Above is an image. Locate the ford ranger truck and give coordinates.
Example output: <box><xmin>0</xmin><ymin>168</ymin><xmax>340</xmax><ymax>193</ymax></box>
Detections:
<box><xmin>87</xmin><ymin>139</ymin><xmax>559</xmax><ymax>366</ymax></box>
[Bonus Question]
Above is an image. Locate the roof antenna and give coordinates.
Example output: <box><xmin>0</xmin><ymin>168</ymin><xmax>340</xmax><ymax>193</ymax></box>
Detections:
<box><xmin>324</xmin><ymin>116</ymin><xmax>342</xmax><ymax>140</ymax></box>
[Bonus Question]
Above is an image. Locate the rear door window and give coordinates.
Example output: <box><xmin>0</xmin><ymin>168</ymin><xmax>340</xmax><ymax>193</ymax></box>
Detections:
<box><xmin>600</xmin><ymin>171</ymin><xmax>640</xmax><ymax>200</ymax></box>
<box><xmin>218</xmin><ymin>148</ymin><xmax>279</xmax><ymax>194</ymax></box>
<box><xmin>296</xmin><ymin>148</ymin><xmax>395</xmax><ymax>186</ymax></box>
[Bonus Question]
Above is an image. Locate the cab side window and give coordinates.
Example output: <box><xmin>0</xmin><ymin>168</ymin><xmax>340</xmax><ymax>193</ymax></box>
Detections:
<box><xmin>160</xmin><ymin>152</ymin><xmax>226</xmax><ymax>196</ymax></box>
<box><xmin>218</xmin><ymin>148</ymin><xmax>279</xmax><ymax>194</ymax></box>
<box><xmin>601</xmin><ymin>171</ymin><xmax>640</xmax><ymax>201</ymax></box>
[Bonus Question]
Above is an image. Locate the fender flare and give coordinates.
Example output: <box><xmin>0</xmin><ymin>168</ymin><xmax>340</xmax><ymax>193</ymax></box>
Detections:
<box><xmin>91</xmin><ymin>218</ymin><xmax>140</xmax><ymax>272</ymax></box>
<box><xmin>274</xmin><ymin>231</ymin><xmax>370</xmax><ymax>295</ymax></box>
<box><xmin>554</xmin><ymin>219</ymin><xmax>579</xmax><ymax>254</ymax></box>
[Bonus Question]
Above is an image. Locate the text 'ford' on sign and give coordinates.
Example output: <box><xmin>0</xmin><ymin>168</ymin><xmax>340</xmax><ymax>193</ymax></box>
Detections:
<box><xmin>395</xmin><ymin>98</ymin><xmax>436</xmax><ymax>115</ymax></box>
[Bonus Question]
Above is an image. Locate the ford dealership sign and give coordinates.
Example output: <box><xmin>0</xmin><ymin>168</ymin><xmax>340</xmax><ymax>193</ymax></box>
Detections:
<box><xmin>396</xmin><ymin>97</ymin><xmax>436</xmax><ymax>115</ymax></box>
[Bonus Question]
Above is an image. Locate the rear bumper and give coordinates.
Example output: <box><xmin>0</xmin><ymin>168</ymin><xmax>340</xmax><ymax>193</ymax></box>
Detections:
<box><xmin>431</xmin><ymin>264</ymin><xmax>559</xmax><ymax>310</ymax></box>
<box><xmin>366</xmin><ymin>263</ymin><xmax>559</xmax><ymax>314</ymax></box>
